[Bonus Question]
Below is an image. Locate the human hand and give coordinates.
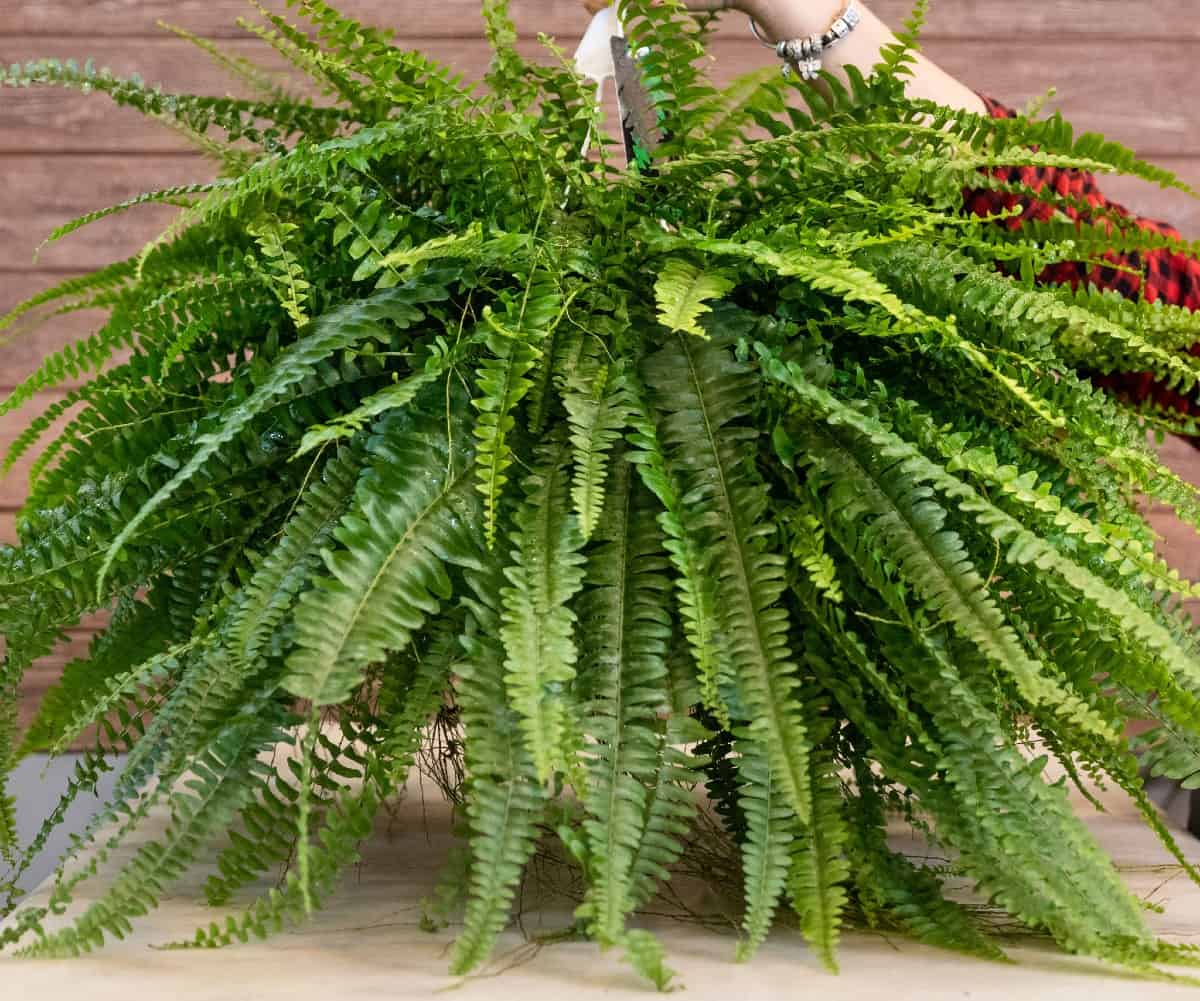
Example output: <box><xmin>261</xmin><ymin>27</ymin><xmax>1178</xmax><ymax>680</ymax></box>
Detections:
<box><xmin>578</xmin><ymin>1</ymin><xmax>838</xmax><ymax>43</ymax></box>
<box><xmin>670</xmin><ymin>0</ymin><xmax>770</xmax><ymax>15</ymax></box>
<box><xmin>581</xmin><ymin>0</ymin><xmax>775</xmax><ymax>17</ymax></box>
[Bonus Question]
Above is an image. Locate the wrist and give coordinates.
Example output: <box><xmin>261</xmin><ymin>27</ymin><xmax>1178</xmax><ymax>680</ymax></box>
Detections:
<box><xmin>752</xmin><ymin>0</ymin><xmax>852</xmax><ymax>42</ymax></box>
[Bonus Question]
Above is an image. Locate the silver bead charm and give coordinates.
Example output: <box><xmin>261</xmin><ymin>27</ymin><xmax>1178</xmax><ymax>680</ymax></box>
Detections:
<box><xmin>752</xmin><ymin>0</ymin><xmax>859</xmax><ymax>84</ymax></box>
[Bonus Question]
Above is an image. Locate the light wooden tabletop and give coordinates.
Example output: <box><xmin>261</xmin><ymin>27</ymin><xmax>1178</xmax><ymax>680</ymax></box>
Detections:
<box><xmin>4</xmin><ymin>774</ymin><xmax>1200</xmax><ymax>1000</ymax></box>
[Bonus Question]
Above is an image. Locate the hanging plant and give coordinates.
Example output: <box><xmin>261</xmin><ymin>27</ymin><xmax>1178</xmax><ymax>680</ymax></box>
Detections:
<box><xmin>3</xmin><ymin>0</ymin><xmax>1200</xmax><ymax>987</ymax></box>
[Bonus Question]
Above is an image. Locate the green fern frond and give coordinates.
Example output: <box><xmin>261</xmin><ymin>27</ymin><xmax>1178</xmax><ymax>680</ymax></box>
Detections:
<box><xmin>7</xmin><ymin>0</ymin><xmax>1200</xmax><ymax>984</ymax></box>
<box><xmin>575</xmin><ymin>455</ymin><xmax>672</xmax><ymax>951</ymax></box>
<box><xmin>284</xmin><ymin>391</ymin><xmax>480</xmax><ymax>706</ymax></box>
<box><xmin>564</xmin><ymin>359</ymin><xmax>632</xmax><ymax>540</ymax></box>
<box><xmin>472</xmin><ymin>273</ymin><xmax>565</xmax><ymax>547</ymax></box>
<box><xmin>248</xmin><ymin>219</ymin><xmax>313</xmax><ymax>328</ymax></box>
<box><xmin>98</xmin><ymin>276</ymin><xmax>451</xmax><ymax>592</ymax></box>
<box><xmin>22</xmin><ymin>706</ymin><xmax>286</xmax><ymax>957</ymax></box>
<box><xmin>876</xmin><ymin>0</ymin><xmax>930</xmax><ymax>80</ymax></box>
<box><xmin>500</xmin><ymin>440</ymin><xmax>587</xmax><ymax>785</ymax></box>
<box><xmin>654</xmin><ymin>258</ymin><xmax>735</xmax><ymax>337</ymax></box>
<box><xmin>0</xmin><ymin>259</ymin><xmax>133</xmax><ymax>337</ymax></box>
<box><xmin>157</xmin><ymin>21</ymin><xmax>291</xmax><ymax>102</ymax></box>
<box><xmin>452</xmin><ymin>558</ymin><xmax>547</xmax><ymax>975</ymax></box>
<box><xmin>645</xmin><ymin>330</ymin><xmax>814</xmax><ymax>825</ymax></box>
<box><xmin>734</xmin><ymin>736</ymin><xmax>794</xmax><ymax>962</ymax></box>
<box><xmin>627</xmin><ymin>373</ymin><xmax>730</xmax><ymax>724</ymax></box>
<box><xmin>787</xmin><ymin>708</ymin><xmax>849</xmax><ymax>972</ymax></box>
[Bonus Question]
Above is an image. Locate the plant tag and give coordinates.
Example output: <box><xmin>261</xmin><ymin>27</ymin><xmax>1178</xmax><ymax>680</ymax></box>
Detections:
<box><xmin>573</xmin><ymin>6</ymin><xmax>623</xmax><ymax>84</ymax></box>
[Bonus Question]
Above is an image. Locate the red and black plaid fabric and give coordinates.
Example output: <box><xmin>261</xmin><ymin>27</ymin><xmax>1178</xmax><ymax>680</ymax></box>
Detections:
<box><xmin>966</xmin><ymin>96</ymin><xmax>1200</xmax><ymax>415</ymax></box>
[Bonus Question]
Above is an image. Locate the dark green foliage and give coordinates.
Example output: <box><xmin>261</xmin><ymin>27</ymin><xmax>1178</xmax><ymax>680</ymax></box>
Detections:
<box><xmin>4</xmin><ymin>0</ymin><xmax>1200</xmax><ymax>989</ymax></box>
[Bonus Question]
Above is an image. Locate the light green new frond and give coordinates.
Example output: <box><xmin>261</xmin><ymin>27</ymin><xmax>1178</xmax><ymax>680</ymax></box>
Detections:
<box><xmin>626</xmin><ymin>372</ymin><xmax>729</xmax><ymax>724</ymax></box>
<box><xmin>680</xmin><ymin>236</ymin><xmax>910</xmax><ymax>322</ymax></box>
<box><xmin>379</xmin><ymin>223</ymin><xmax>485</xmax><ymax>272</ymax></box>
<box><xmin>644</xmin><ymin>329</ymin><xmax>814</xmax><ymax>825</ymax></box>
<box><xmin>473</xmin><ymin>330</ymin><xmax>539</xmax><ymax>548</ymax></box>
<box><xmin>248</xmin><ymin>219</ymin><xmax>312</xmax><ymax>328</ymax></box>
<box><xmin>787</xmin><ymin>723</ymin><xmax>849</xmax><ymax>971</ymax></box>
<box><xmin>239</xmin><ymin>1</ymin><xmax>370</xmax><ymax>112</ymax></box>
<box><xmin>735</xmin><ymin>735</ymin><xmax>794</xmax><ymax>962</ymax></box>
<box><xmin>473</xmin><ymin>275</ymin><xmax>564</xmax><ymax>547</ymax></box>
<box><xmin>701</xmin><ymin>67</ymin><xmax>784</xmax><ymax>148</ymax></box>
<box><xmin>479</xmin><ymin>0</ymin><xmax>524</xmax><ymax>97</ymax></box>
<box><xmin>500</xmin><ymin>441</ymin><xmax>587</xmax><ymax>785</ymax></box>
<box><xmin>782</xmin><ymin>500</ymin><xmax>844</xmax><ymax>604</ymax></box>
<box><xmin>876</xmin><ymin>0</ymin><xmax>929</xmax><ymax>80</ymax></box>
<box><xmin>564</xmin><ymin>359</ymin><xmax>632</xmax><ymax>540</ymax></box>
<box><xmin>654</xmin><ymin>258</ymin><xmax>734</xmax><ymax>337</ymax></box>
<box><xmin>284</xmin><ymin>393</ymin><xmax>480</xmax><ymax>706</ymax></box>
<box><xmin>452</xmin><ymin>560</ymin><xmax>546</xmax><ymax>975</ymax></box>
<box><xmin>158</xmin><ymin>21</ymin><xmax>290</xmax><ymax>101</ymax></box>
<box><xmin>575</xmin><ymin>455</ymin><xmax>672</xmax><ymax>953</ymax></box>
<box><xmin>618</xmin><ymin>0</ymin><xmax>721</xmax><ymax>153</ymax></box>
<box><xmin>292</xmin><ymin>0</ymin><xmax>466</xmax><ymax>108</ymax></box>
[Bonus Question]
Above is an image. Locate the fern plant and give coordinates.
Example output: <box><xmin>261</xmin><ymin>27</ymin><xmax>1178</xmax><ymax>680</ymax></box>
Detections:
<box><xmin>4</xmin><ymin>0</ymin><xmax>1200</xmax><ymax>987</ymax></box>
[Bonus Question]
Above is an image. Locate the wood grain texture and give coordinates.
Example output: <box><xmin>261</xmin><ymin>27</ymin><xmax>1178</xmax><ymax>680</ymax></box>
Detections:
<box><xmin>0</xmin><ymin>0</ymin><xmax>1194</xmax><ymax>40</ymax></box>
<box><xmin>2</xmin><ymin>36</ymin><xmax>1198</xmax><ymax>156</ymax></box>
<box><xmin>0</xmin><ymin>271</ymin><xmax>118</xmax><ymax>391</ymax></box>
<box><xmin>16</xmin><ymin>645</ymin><xmax>86</xmax><ymax>737</ymax></box>
<box><xmin>0</xmin><ymin>154</ymin><xmax>205</xmax><ymax>271</ymax></box>
<box><xmin>0</xmin><ymin>390</ymin><xmax>80</xmax><ymax>509</ymax></box>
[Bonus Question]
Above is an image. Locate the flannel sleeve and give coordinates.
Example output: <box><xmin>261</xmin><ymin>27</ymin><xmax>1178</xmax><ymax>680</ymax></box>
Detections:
<box><xmin>966</xmin><ymin>95</ymin><xmax>1200</xmax><ymax>413</ymax></box>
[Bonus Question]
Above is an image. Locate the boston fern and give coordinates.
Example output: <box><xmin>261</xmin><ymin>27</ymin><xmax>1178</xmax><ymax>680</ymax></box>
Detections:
<box><xmin>4</xmin><ymin>0</ymin><xmax>1200</xmax><ymax>986</ymax></box>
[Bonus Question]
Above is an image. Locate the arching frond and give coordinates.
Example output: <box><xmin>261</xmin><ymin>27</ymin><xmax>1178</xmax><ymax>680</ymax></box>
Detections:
<box><xmin>6</xmin><ymin>0</ymin><xmax>1200</xmax><ymax>986</ymax></box>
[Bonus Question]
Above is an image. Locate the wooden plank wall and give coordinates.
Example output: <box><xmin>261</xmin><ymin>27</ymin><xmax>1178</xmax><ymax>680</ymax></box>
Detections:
<box><xmin>2</xmin><ymin>1</ymin><xmax>1199</xmax><ymax>730</ymax></box>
